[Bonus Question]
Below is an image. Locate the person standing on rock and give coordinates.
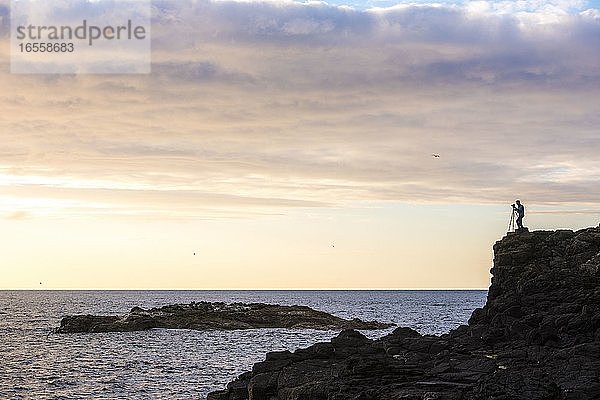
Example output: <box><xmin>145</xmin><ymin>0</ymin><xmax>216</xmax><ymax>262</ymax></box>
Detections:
<box><xmin>512</xmin><ymin>200</ymin><xmax>525</xmax><ymax>230</ymax></box>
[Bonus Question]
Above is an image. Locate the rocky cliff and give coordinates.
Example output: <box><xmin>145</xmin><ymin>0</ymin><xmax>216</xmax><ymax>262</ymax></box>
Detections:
<box><xmin>208</xmin><ymin>227</ymin><xmax>600</xmax><ymax>400</ymax></box>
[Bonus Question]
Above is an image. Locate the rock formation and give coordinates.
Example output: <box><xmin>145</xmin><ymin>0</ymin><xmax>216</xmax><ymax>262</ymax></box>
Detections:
<box><xmin>208</xmin><ymin>227</ymin><xmax>600</xmax><ymax>400</ymax></box>
<box><xmin>56</xmin><ymin>302</ymin><xmax>393</xmax><ymax>333</ymax></box>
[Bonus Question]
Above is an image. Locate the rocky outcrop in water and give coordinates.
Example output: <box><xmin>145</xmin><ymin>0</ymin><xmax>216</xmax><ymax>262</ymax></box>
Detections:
<box><xmin>56</xmin><ymin>302</ymin><xmax>393</xmax><ymax>333</ymax></box>
<box><xmin>208</xmin><ymin>227</ymin><xmax>600</xmax><ymax>400</ymax></box>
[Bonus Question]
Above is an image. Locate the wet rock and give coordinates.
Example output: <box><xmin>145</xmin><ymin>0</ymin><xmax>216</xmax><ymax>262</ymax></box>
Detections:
<box><xmin>55</xmin><ymin>302</ymin><xmax>393</xmax><ymax>333</ymax></box>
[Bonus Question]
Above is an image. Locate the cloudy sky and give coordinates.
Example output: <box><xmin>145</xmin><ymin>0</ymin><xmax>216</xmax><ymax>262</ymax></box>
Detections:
<box><xmin>1</xmin><ymin>0</ymin><xmax>599</xmax><ymax>289</ymax></box>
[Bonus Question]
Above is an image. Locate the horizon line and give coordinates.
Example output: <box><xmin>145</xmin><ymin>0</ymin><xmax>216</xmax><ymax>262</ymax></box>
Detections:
<box><xmin>1</xmin><ymin>287</ymin><xmax>489</xmax><ymax>291</ymax></box>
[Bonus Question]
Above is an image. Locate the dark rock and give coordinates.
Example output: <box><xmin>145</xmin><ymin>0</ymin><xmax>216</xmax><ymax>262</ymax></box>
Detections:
<box><xmin>58</xmin><ymin>315</ymin><xmax>122</xmax><ymax>333</ymax></box>
<box><xmin>55</xmin><ymin>302</ymin><xmax>393</xmax><ymax>333</ymax></box>
<box><xmin>331</xmin><ymin>329</ymin><xmax>372</xmax><ymax>347</ymax></box>
<box><xmin>209</xmin><ymin>227</ymin><xmax>600</xmax><ymax>400</ymax></box>
<box><xmin>206</xmin><ymin>390</ymin><xmax>229</xmax><ymax>400</ymax></box>
<box><xmin>247</xmin><ymin>373</ymin><xmax>278</xmax><ymax>399</ymax></box>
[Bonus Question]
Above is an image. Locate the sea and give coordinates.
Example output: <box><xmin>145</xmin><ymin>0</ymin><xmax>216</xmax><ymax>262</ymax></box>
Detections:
<box><xmin>0</xmin><ymin>290</ymin><xmax>487</xmax><ymax>400</ymax></box>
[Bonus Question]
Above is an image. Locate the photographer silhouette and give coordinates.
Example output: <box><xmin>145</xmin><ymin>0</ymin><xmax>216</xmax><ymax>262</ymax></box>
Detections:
<box><xmin>512</xmin><ymin>200</ymin><xmax>525</xmax><ymax>230</ymax></box>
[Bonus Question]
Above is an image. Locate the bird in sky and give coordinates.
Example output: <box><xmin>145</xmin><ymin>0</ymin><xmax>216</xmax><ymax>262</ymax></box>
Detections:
<box><xmin>432</xmin><ymin>154</ymin><xmax>440</xmax><ymax>158</ymax></box>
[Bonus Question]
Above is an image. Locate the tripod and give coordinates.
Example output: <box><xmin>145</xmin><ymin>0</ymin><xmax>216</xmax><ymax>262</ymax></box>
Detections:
<box><xmin>508</xmin><ymin>207</ymin><xmax>516</xmax><ymax>232</ymax></box>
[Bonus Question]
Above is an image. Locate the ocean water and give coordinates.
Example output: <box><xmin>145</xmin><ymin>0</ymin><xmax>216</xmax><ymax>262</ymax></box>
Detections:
<box><xmin>0</xmin><ymin>290</ymin><xmax>487</xmax><ymax>399</ymax></box>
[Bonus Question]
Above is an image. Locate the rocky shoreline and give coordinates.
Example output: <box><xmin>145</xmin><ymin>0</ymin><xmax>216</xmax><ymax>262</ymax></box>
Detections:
<box><xmin>56</xmin><ymin>302</ymin><xmax>393</xmax><ymax>333</ymax></box>
<box><xmin>208</xmin><ymin>227</ymin><xmax>600</xmax><ymax>400</ymax></box>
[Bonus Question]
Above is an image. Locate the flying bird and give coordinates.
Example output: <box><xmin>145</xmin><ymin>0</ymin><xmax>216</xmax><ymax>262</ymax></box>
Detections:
<box><xmin>432</xmin><ymin>154</ymin><xmax>440</xmax><ymax>158</ymax></box>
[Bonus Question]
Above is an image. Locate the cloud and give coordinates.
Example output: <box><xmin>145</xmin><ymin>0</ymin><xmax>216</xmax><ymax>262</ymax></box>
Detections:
<box><xmin>0</xmin><ymin>0</ymin><xmax>599</xmax><ymax>218</ymax></box>
<box><xmin>146</xmin><ymin>1</ymin><xmax>600</xmax><ymax>90</ymax></box>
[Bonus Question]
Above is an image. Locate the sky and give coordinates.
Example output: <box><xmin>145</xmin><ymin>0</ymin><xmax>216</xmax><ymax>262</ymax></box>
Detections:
<box><xmin>0</xmin><ymin>0</ymin><xmax>599</xmax><ymax>289</ymax></box>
